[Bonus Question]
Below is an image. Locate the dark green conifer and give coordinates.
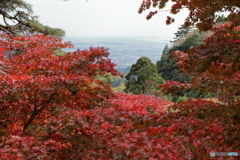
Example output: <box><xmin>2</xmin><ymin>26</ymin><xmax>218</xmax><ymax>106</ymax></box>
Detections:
<box><xmin>162</xmin><ymin>44</ymin><xmax>169</xmax><ymax>56</ymax></box>
<box><xmin>124</xmin><ymin>57</ymin><xmax>165</xmax><ymax>95</ymax></box>
<box><xmin>0</xmin><ymin>0</ymin><xmax>65</xmax><ymax>37</ymax></box>
<box><xmin>174</xmin><ymin>24</ymin><xmax>194</xmax><ymax>40</ymax></box>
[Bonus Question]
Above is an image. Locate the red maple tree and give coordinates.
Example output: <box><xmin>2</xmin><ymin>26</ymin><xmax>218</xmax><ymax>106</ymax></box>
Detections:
<box><xmin>0</xmin><ymin>34</ymin><xmax>174</xmax><ymax>159</ymax></box>
<box><xmin>139</xmin><ymin>0</ymin><xmax>240</xmax><ymax>158</ymax></box>
<box><xmin>139</xmin><ymin>0</ymin><xmax>240</xmax><ymax>31</ymax></box>
<box><xmin>0</xmin><ymin>0</ymin><xmax>239</xmax><ymax>158</ymax></box>
<box><xmin>0</xmin><ymin>34</ymin><xmax>120</xmax><ymax>159</ymax></box>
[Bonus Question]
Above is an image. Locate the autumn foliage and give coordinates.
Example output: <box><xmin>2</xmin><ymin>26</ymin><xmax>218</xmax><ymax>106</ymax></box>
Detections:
<box><xmin>0</xmin><ymin>34</ymin><xmax>173</xmax><ymax>159</ymax></box>
<box><xmin>0</xmin><ymin>34</ymin><xmax>120</xmax><ymax>159</ymax></box>
<box><xmin>0</xmin><ymin>0</ymin><xmax>240</xmax><ymax>158</ymax></box>
<box><xmin>0</xmin><ymin>32</ymin><xmax>239</xmax><ymax>159</ymax></box>
<box><xmin>170</xmin><ymin>23</ymin><xmax>240</xmax><ymax>102</ymax></box>
<box><xmin>139</xmin><ymin>0</ymin><xmax>240</xmax><ymax>31</ymax></box>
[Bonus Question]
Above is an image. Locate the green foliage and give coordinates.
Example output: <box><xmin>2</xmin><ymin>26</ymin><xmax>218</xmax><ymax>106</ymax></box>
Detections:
<box><xmin>171</xmin><ymin>30</ymin><xmax>203</xmax><ymax>53</ymax></box>
<box><xmin>176</xmin><ymin>95</ymin><xmax>188</xmax><ymax>103</ymax></box>
<box><xmin>96</xmin><ymin>73</ymin><xmax>125</xmax><ymax>87</ymax></box>
<box><xmin>174</xmin><ymin>24</ymin><xmax>194</xmax><ymax>39</ymax></box>
<box><xmin>157</xmin><ymin>31</ymin><xmax>204</xmax><ymax>82</ymax></box>
<box><xmin>0</xmin><ymin>0</ymin><xmax>239</xmax><ymax>158</ymax></box>
<box><xmin>125</xmin><ymin>57</ymin><xmax>165</xmax><ymax>95</ymax></box>
<box><xmin>185</xmin><ymin>91</ymin><xmax>213</xmax><ymax>99</ymax></box>
<box><xmin>55</xmin><ymin>50</ymin><xmax>67</xmax><ymax>56</ymax></box>
<box><xmin>96</xmin><ymin>73</ymin><xmax>117</xmax><ymax>84</ymax></box>
<box><xmin>172</xmin><ymin>24</ymin><xmax>240</xmax><ymax>102</ymax></box>
<box><xmin>112</xmin><ymin>83</ymin><xmax>126</xmax><ymax>92</ymax></box>
<box><xmin>111</xmin><ymin>76</ymin><xmax>126</xmax><ymax>87</ymax></box>
<box><xmin>157</xmin><ymin>30</ymin><xmax>214</xmax><ymax>101</ymax></box>
<box><xmin>162</xmin><ymin>44</ymin><xmax>169</xmax><ymax>56</ymax></box>
<box><xmin>163</xmin><ymin>93</ymin><xmax>173</xmax><ymax>102</ymax></box>
<box><xmin>0</xmin><ymin>0</ymin><xmax>65</xmax><ymax>37</ymax></box>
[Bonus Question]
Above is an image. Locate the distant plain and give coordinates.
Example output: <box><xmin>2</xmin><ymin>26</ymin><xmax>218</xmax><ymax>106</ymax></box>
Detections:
<box><xmin>64</xmin><ymin>37</ymin><xmax>170</xmax><ymax>71</ymax></box>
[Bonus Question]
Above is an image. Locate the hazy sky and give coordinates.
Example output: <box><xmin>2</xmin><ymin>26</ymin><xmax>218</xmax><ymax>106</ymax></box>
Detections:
<box><xmin>26</xmin><ymin>0</ymin><xmax>189</xmax><ymax>40</ymax></box>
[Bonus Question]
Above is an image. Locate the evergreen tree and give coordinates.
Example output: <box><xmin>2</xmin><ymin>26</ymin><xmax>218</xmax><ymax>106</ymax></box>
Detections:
<box><xmin>157</xmin><ymin>30</ymin><xmax>203</xmax><ymax>82</ymax></box>
<box><xmin>174</xmin><ymin>24</ymin><xmax>194</xmax><ymax>39</ymax></box>
<box><xmin>161</xmin><ymin>44</ymin><xmax>169</xmax><ymax>56</ymax></box>
<box><xmin>157</xmin><ymin>30</ymin><xmax>212</xmax><ymax>101</ymax></box>
<box><xmin>0</xmin><ymin>0</ymin><xmax>65</xmax><ymax>37</ymax></box>
<box><xmin>124</xmin><ymin>57</ymin><xmax>165</xmax><ymax>95</ymax></box>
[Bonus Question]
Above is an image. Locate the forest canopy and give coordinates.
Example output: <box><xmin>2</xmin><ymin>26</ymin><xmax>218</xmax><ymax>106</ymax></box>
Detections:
<box><xmin>0</xmin><ymin>0</ymin><xmax>239</xmax><ymax>159</ymax></box>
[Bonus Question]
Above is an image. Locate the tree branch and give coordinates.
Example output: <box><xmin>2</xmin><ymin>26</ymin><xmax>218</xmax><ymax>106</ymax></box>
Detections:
<box><xmin>23</xmin><ymin>90</ymin><xmax>58</xmax><ymax>131</ymax></box>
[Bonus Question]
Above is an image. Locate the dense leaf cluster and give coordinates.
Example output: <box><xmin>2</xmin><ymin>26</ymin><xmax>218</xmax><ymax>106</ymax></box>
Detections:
<box><xmin>157</xmin><ymin>30</ymin><xmax>206</xmax><ymax>82</ymax></box>
<box><xmin>0</xmin><ymin>34</ymin><xmax>239</xmax><ymax>159</ymax></box>
<box><xmin>0</xmin><ymin>36</ymin><xmax>174</xmax><ymax>158</ymax></box>
<box><xmin>156</xmin><ymin>30</ymin><xmax>212</xmax><ymax>101</ymax></box>
<box><xmin>172</xmin><ymin>23</ymin><xmax>240</xmax><ymax>102</ymax></box>
<box><xmin>0</xmin><ymin>0</ymin><xmax>239</xmax><ymax>159</ymax></box>
<box><xmin>125</xmin><ymin>57</ymin><xmax>165</xmax><ymax>95</ymax></box>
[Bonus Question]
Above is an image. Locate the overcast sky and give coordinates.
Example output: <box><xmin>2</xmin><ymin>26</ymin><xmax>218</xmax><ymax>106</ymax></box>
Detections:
<box><xmin>26</xmin><ymin>0</ymin><xmax>189</xmax><ymax>40</ymax></box>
